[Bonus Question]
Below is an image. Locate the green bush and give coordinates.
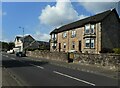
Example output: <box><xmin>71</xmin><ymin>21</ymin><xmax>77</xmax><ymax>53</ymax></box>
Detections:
<box><xmin>113</xmin><ymin>48</ymin><xmax>120</xmax><ymax>54</ymax></box>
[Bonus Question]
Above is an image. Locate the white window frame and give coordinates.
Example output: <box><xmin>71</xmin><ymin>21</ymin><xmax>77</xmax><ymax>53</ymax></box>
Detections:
<box><xmin>91</xmin><ymin>39</ymin><xmax>95</xmax><ymax>48</ymax></box>
<box><xmin>63</xmin><ymin>43</ymin><xmax>66</xmax><ymax>48</ymax></box>
<box><xmin>54</xmin><ymin>34</ymin><xmax>57</xmax><ymax>39</ymax></box>
<box><xmin>51</xmin><ymin>34</ymin><xmax>57</xmax><ymax>40</ymax></box>
<box><xmin>51</xmin><ymin>34</ymin><xmax>54</xmax><ymax>39</ymax></box>
<box><xmin>85</xmin><ymin>38</ymin><xmax>95</xmax><ymax>48</ymax></box>
<box><xmin>71</xmin><ymin>30</ymin><xmax>76</xmax><ymax>37</ymax></box>
<box><xmin>72</xmin><ymin>42</ymin><xmax>75</xmax><ymax>49</ymax></box>
<box><xmin>85</xmin><ymin>38</ymin><xmax>90</xmax><ymax>48</ymax></box>
<box><xmin>85</xmin><ymin>24</ymin><xmax>95</xmax><ymax>34</ymax></box>
<box><xmin>51</xmin><ymin>43</ymin><xmax>54</xmax><ymax>47</ymax></box>
<box><xmin>85</xmin><ymin>24</ymin><xmax>90</xmax><ymax>34</ymax></box>
<box><xmin>54</xmin><ymin>43</ymin><xmax>57</xmax><ymax>46</ymax></box>
<box><xmin>63</xmin><ymin>32</ymin><xmax>67</xmax><ymax>38</ymax></box>
<box><xmin>91</xmin><ymin>24</ymin><xmax>95</xmax><ymax>34</ymax></box>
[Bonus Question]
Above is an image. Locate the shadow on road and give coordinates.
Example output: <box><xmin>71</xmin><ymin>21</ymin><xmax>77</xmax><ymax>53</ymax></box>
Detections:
<box><xmin>2</xmin><ymin>59</ymin><xmax>49</xmax><ymax>68</ymax></box>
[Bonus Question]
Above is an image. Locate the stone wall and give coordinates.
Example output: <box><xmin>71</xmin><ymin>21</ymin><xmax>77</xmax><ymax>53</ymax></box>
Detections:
<box><xmin>74</xmin><ymin>53</ymin><xmax>120</xmax><ymax>70</ymax></box>
<box><xmin>26</xmin><ymin>50</ymin><xmax>68</xmax><ymax>62</ymax></box>
<box><xmin>26</xmin><ymin>50</ymin><xmax>120</xmax><ymax>71</ymax></box>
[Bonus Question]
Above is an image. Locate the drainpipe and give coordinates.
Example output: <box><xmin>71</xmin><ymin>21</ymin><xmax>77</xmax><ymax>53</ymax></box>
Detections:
<box><xmin>68</xmin><ymin>31</ymin><xmax>69</xmax><ymax>52</ymax></box>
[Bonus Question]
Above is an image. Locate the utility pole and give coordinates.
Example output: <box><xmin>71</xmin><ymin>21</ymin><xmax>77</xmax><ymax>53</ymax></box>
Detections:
<box><xmin>19</xmin><ymin>26</ymin><xmax>25</xmax><ymax>52</ymax></box>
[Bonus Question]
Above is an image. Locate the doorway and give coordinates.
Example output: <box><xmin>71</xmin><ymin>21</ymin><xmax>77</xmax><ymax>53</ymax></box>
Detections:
<box><xmin>59</xmin><ymin>43</ymin><xmax>61</xmax><ymax>52</ymax></box>
<box><xmin>79</xmin><ymin>41</ymin><xmax>81</xmax><ymax>52</ymax></box>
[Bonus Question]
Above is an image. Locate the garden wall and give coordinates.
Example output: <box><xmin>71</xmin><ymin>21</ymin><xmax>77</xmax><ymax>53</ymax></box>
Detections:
<box><xmin>26</xmin><ymin>50</ymin><xmax>120</xmax><ymax>71</ymax></box>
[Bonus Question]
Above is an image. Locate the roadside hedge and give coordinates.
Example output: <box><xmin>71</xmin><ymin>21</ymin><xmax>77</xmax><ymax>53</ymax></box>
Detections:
<box><xmin>113</xmin><ymin>48</ymin><xmax>120</xmax><ymax>54</ymax></box>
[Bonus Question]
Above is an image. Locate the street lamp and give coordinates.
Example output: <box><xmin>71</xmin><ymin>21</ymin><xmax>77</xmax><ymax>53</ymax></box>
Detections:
<box><xmin>19</xmin><ymin>26</ymin><xmax>25</xmax><ymax>52</ymax></box>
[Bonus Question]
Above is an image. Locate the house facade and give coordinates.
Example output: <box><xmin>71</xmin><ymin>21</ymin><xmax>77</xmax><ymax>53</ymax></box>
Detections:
<box><xmin>14</xmin><ymin>35</ymin><xmax>50</xmax><ymax>52</ymax></box>
<box><xmin>50</xmin><ymin>9</ymin><xmax>120</xmax><ymax>54</ymax></box>
<box><xmin>14</xmin><ymin>35</ymin><xmax>39</xmax><ymax>52</ymax></box>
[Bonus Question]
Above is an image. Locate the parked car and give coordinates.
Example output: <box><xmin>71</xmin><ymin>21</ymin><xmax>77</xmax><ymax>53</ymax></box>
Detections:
<box><xmin>7</xmin><ymin>50</ymin><xmax>14</xmax><ymax>54</ymax></box>
<box><xmin>16</xmin><ymin>52</ymin><xmax>26</xmax><ymax>57</ymax></box>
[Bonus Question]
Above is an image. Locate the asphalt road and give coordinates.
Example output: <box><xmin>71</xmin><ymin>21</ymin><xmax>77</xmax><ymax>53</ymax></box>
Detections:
<box><xmin>2</xmin><ymin>53</ymin><xmax>119</xmax><ymax>86</ymax></box>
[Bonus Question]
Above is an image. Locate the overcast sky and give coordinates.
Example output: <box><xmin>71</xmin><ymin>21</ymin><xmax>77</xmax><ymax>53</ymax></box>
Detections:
<box><xmin>1</xmin><ymin>0</ymin><xmax>120</xmax><ymax>42</ymax></box>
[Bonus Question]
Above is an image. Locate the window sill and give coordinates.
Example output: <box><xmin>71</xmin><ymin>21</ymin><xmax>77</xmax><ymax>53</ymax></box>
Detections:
<box><xmin>71</xmin><ymin>35</ymin><xmax>76</xmax><ymax>38</ymax></box>
<box><xmin>84</xmin><ymin>47</ymin><xmax>95</xmax><ymax>49</ymax></box>
<box><xmin>62</xmin><ymin>37</ymin><xmax>67</xmax><ymax>39</ymax></box>
<box><xmin>84</xmin><ymin>33</ymin><xmax>96</xmax><ymax>35</ymax></box>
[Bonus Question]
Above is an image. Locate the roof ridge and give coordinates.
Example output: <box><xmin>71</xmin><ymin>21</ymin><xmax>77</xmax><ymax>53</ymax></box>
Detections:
<box><xmin>50</xmin><ymin>9</ymin><xmax>117</xmax><ymax>34</ymax></box>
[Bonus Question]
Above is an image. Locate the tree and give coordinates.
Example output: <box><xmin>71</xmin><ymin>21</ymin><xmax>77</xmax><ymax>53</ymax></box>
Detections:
<box><xmin>2</xmin><ymin>42</ymin><xmax>9</xmax><ymax>51</ymax></box>
<box><xmin>8</xmin><ymin>42</ymin><xmax>15</xmax><ymax>50</ymax></box>
<box><xmin>1</xmin><ymin>42</ymin><xmax>15</xmax><ymax>51</ymax></box>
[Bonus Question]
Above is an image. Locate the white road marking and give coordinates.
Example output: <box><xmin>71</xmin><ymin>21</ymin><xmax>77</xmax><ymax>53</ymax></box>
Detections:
<box><xmin>11</xmin><ymin>57</ymin><xmax>15</xmax><ymax>60</ymax></box>
<box><xmin>30</xmin><ymin>63</ymin><xmax>44</xmax><ymax>69</ymax></box>
<box><xmin>4</xmin><ymin>55</ymin><xmax>8</xmax><ymax>57</ymax></box>
<box><xmin>2</xmin><ymin>55</ymin><xmax>5</xmax><ymax>57</ymax></box>
<box><xmin>53</xmin><ymin>71</ymin><xmax>95</xmax><ymax>86</ymax></box>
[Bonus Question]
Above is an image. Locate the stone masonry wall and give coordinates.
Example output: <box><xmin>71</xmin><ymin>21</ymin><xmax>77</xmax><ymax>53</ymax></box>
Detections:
<box><xmin>74</xmin><ymin>53</ymin><xmax>120</xmax><ymax>70</ymax></box>
<box><xmin>26</xmin><ymin>50</ymin><xmax>68</xmax><ymax>62</ymax></box>
<box><xmin>26</xmin><ymin>50</ymin><xmax>120</xmax><ymax>71</ymax></box>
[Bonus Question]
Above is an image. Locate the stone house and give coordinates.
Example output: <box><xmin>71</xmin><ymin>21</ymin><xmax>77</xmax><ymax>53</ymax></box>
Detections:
<box><xmin>50</xmin><ymin>9</ymin><xmax>120</xmax><ymax>54</ymax></box>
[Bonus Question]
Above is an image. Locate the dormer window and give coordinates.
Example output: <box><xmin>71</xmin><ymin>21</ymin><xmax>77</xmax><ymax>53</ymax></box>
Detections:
<box><xmin>63</xmin><ymin>32</ymin><xmax>67</xmax><ymax>38</ymax></box>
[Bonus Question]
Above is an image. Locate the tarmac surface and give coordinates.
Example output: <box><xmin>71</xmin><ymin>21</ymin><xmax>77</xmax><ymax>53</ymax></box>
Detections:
<box><xmin>1</xmin><ymin>52</ymin><xmax>120</xmax><ymax>86</ymax></box>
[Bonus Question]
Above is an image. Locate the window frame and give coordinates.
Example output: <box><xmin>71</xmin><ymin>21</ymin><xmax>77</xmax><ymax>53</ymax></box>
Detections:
<box><xmin>51</xmin><ymin>34</ymin><xmax>57</xmax><ymax>40</ymax></box>
<box><xmin>72</xmin><ymin>41</ymin><xmax>75</xmax><ymax>49</ymax></box>
<box><xmin>63</xmin><ymin>32</ymin><xmax>67</xmax><ymax>38</ymax></box>
<box><xmin>90</xmin><ymin>39</ymin><xmax>95</xmax><ymax>48</ymax></box>
<box><xmin>63</xmin><ymin>43</ymin><xmax>66</xmax><ymax>48</ymax></box>
<box><xmin>91</xmin><ymin>24</ymin><xmax>95</xmax><ymax>34</ymax></box>
<box><xmin>84</xmin><ymin>24</ymin><xmax>95</xmax><ymax>34</ymax></box>
<box><xmin>85</xmin><ymin>38</ymin><xmax>95</xmax><ymax>48</ymax></box>
<box><xmin>71</xmin><ymin>30</ymin><xmax>76</xmax><ymax>38</ymax></box>
<box><xmin>85</xmin><ymin>24</ymin><xmax>90</xmax><ymax>34</ymax></box>
<box><xmin>85</xmin><ymin>38</ymin><xmax>90</xmax><ymax>48</ymax></box>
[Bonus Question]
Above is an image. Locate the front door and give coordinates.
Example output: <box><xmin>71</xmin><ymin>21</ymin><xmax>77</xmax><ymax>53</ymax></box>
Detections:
<box><xmin>59</xmin><ymin>43</ymin><xmax>61</xmax><ymax>52</ymax></box>
<box><xmin>79</xmin><ymin>41</ymin><xmax>81</xmax><ymax>52</ymax></box>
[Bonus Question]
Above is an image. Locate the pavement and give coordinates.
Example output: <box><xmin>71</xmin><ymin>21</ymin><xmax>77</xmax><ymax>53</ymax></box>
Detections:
<box><xmin>1</xmin><ymin>52</ymin><xmax>22</xmax><ymax>87</ymax></box>
<box><xmin>2</xmin><ymin>67</ymin><xmax>21</xmax><ymax>86</ymax></box>
<box><xmin>24</xmin><ymin>55</ymin><xmax>120</xmax><ymax>80</ymax></box>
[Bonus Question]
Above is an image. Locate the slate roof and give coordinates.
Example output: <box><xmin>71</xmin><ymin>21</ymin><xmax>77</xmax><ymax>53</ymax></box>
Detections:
<box><xmin>37</xmin><ymin>41</ymin><xmax>50</xmax><ymax>46</ymax></box>
<box><xmin>50</xmin><ymin>8</ymin><xmax>119</xmax><ymax>34</ymax></box>
<box><xmin>15</xmin><ymin>35</ymin><xmax>33</xmax><ymax>42</ymax></box>
<box><xmin>20</xmin><ymin>35</ymin><xmax>34</xmax><ymax>42</ymax></box>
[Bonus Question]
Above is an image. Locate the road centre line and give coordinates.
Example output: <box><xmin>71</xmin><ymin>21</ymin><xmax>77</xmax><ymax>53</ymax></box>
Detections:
<box><xmin>5</xmin><ymin>55</ymin><xmax>8</xmax><ymax>57</ymax></box>
<box><xmin>2</xmin><ymin>55</ymin><xmax>5</xmax><ymax>57</ymax></box>
<box><xmin>11</xmin><ymin>57</ymin><xmax>15</xmax><ymax>60</ymax></box>
<box><xmin>29</xmin><ymin>63</ymin><xmax>44</xmax><ymax>69</ymax></box>
<box><xmin>53</xmin><ymin>71</ymin><xmax>95</xmax><ymax>86</ymax></box>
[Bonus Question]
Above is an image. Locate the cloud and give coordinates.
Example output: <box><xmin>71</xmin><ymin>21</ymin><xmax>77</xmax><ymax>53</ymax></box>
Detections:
<box><xmin>79</xmin><ymin>14</ymin><xmax>88</xmax><ymax>19</ymax></box>
<box><xmin>78</xmin><ymin>0</ymin><xmax>119</xmax><ymax>2</ymax></box>
<box><xmin>33</xmin><ymin>31</ymin><xmax>50</xmax><ymax>42</ymax></box>
<box><xmin>39</xmin><ymin>0</ymin><xmax>87</xmax><ymax>28</ymax></box>
<box><xmin>80</xmin><ymin>2</ymin><xmax>118</xmax><ymax>14</ymax></box>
